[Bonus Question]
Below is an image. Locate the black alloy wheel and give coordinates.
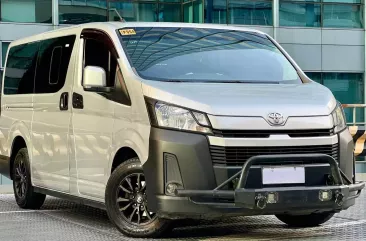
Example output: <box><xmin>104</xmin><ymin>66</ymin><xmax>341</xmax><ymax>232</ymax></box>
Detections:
<box><xmin>14</xmin><ymin>156</ymin><xmax>27</xmax><ymax>199</ymax></box>
<box><xmin>12</xmin><ymin>147</ymin><xmax>46</xmax><ymax>209</ymax></box>
<box><xmin>116</xmin><ymin>172</ymin><xmax>156</xmax><ymax>225</ymax></box>
<box><xmin>105</xmin><ymin>158</ymin><xmax>172</xmax><ymax>238</ymax></box>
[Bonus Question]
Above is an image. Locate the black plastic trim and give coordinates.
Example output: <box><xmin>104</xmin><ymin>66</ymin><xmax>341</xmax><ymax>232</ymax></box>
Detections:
<box><xmin>174</xmin><ymin>154</ymin><xmax>364</xmax><ymax>211</ymax></box>
<box><xmin>72</xmin><ymin>92</ymin><xmax>83</xmax><ymax>109</ymax></box>
<box><xmin>213</xmin><ymin>128</ymin><xmax>335</xmax><ymax>138</ymax></box>
<box><xmin>34</xmin><ymin>187</ymin><xmax>105</xmax><ymax>210</ymax></box>
<box><xmin>143</xmin><ymin>127</ymin><xmax>216</xmax><ymax>212</ymax></box>
<box><xmin>142</xmin><ymin>127</ymin><xmax>361</xmax><ymax>218</ymax></box>
<box><xmin>59</xmin><ymin>92</ymin><xmax>68</xmax><ymax>111</ymax></box>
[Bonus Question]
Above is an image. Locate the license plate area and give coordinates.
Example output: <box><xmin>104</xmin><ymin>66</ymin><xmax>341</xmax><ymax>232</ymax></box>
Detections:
<box><xmin>262</xmin><ymin>166</ymin><xmax>305</xmax><ymax>185</ymax></box>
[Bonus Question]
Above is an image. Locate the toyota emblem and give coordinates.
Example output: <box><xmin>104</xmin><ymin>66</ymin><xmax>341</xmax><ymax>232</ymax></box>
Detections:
<box><xmin>267</xmin><ymin>112</ymin><xmax>285</xmax><ymax>125</ymax></box>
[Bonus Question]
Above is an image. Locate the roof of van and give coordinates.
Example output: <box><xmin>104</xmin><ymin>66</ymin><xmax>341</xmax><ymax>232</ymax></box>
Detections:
<box><xmin>8</xmin><ymin>22</ymin><xmax>267</xmax><ymax>47</ymax></box>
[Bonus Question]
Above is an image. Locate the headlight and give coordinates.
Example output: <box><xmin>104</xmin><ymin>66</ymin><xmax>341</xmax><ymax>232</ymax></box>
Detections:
<box><xmin>154</xmin><ymin>102</ymin><xmax>212</xmax><ymax>134</ymax></box>
<box><xmin>332</xmin><ymin>103</ymin><xmax>346</xmax><ymax>134</ymax></box>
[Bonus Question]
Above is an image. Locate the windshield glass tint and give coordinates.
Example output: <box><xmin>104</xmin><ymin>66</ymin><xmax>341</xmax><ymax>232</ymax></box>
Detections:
<box><xmin>118</xmin><ymin>27</ymin><xmax>301</xmax><ymax>83</ymax></box>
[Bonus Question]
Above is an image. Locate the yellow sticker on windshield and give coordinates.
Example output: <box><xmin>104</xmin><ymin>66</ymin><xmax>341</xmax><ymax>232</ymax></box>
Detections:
<box><xmin>119</xmin><ymin>29</ymin><xmax>136</xmax><ymax>36</ymax></box>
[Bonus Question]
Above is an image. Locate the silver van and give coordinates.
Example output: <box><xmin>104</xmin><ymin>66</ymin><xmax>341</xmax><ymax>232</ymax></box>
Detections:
<box><xmin>0</xmin><ymin>22</ymin><xmax>364</xmax><ymax>238</ymax></box>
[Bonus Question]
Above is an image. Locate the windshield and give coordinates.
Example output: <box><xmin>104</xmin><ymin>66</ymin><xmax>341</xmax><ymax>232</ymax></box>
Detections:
<box><xmin>118</xmin><ymin>27</ymin><xmax>302</xmax><ymax>84</ymax></box>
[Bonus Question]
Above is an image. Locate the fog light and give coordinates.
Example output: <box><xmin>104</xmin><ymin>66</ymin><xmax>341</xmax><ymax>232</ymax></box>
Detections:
<box><xmin>319</xmin><ymin>190</ymin><xmax>332</xmax><ymax>201</ymax></box>
<box><xmin>266</xmin><ymin>192</ymin><xmax>278</xmax><ymax>204</ymax></box>
<box><xmin>166</xmin><ymin>183</ymin><xmax>178</xmax><ymax>195</ymax></box>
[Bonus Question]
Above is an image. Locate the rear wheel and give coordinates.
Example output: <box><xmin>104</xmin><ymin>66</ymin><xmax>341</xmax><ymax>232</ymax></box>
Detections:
<box><xmin>12</xmin><ymin>147</ymin><xmax>46</xmax><ymax>209</ymax></box>
<box><xmin>276</xmin><ymin>212</ymin><xmax>334</xmax><ymax>227</ymax></box>
<box><xmin>105</xmin><ymin>158</ymin><xmax>172</xmax><ymax>238</ymax></box>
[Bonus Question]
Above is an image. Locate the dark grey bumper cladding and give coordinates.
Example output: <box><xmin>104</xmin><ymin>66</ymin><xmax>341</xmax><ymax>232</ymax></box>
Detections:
<box><xmin>175</xmin><ymin>154</ymin><xmax>365</xmax><ymax>212</ymax></box>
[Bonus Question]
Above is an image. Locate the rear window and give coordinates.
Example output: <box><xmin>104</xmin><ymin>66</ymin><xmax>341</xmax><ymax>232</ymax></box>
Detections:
<box><xmin>118</xmin><ymin>27</ymin><xmax>301</xmax><ymax>84</ymax></box>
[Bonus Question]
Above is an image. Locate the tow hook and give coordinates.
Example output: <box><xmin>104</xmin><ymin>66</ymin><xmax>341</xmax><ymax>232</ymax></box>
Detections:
<box><xmin>335</xmin><ymin>192</ymin><xmax>344</xmax><ymax>206</ymax></box>
<box><xmin>255</xmin><ymin>194</ymin><xmax>267</xmax><ymax>209</ymax></box>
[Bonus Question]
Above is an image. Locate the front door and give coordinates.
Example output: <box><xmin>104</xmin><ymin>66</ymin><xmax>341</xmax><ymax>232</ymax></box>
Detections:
<box><xmin>31</xmin><ymin>34</ymin><xmax>77</xmax><ymax>192</ymax></box>
<box><xmin>70</xmin><ymin>29</ymin><xmax>117</xmax><ymax>200</ymax></box>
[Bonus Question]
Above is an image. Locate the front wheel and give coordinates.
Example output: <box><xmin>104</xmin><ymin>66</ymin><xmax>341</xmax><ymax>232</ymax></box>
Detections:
<box><xmin>105</xmin><ymin>158</ymin><xmax>172</xmax><ymax>238</ymax></box>
<box><xmin>276</xmin><ymin>212</ymin><xmax>335</xmax><ymax>227</ymax></box>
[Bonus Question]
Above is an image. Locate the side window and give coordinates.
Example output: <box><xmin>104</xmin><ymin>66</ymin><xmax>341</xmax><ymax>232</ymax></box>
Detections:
<box><xmin>112</xmin><ymin>65</ymin><xmax>131</xmax><ymax>106</ymax></box>
<box><xmin>35</xmin><ymin>35</ymin><xmax>76</xmax><ymax>94</ymax></box>
<box><xmin>84</xmin><ymin>38</ymin><xmax>117</xmax><ymax>87</ymax></box>
<box><xmin>83</xmin><ymin>33</ymin><xmax>131</xmax><ymax>106</ymax></box>
<box><xmin>49</xmin><ymin>46</ymin><xmax>63</xmax><ymax>85</ymax></box>
<box><xmin>4</xmin><ymin>42</ymin><xmax>39</xmax><ymax>95</ymax></box>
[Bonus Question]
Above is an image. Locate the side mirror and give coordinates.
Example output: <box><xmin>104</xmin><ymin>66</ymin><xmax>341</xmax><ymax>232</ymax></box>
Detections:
<box><xmin>83</xmin><ymin>66</ymin><xmax>112</xmax><ymax>93</ymax></box>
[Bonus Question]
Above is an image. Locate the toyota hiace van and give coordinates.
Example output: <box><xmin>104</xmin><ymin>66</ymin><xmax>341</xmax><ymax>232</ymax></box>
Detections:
<box><xmin>0</xmin><ymin>22</ymin><xmax>364</xmax><ymax>238</ymax></box>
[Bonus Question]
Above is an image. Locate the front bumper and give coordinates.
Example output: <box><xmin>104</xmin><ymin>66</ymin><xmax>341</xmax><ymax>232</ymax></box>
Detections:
<box><xmin>175</xmin><ymin>154</ymin><xmax>364</xmax><ymax>212</ymax></box>
<box><xmin>143</xmin><ymin>127</ymin><xmax>364</xmax><ymax>219</ymax></box>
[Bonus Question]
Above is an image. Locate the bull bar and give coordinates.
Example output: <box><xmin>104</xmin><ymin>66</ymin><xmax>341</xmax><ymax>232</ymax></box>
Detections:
<box><xmin>174</xmin><ymin>154</ymin><xmax>365</xmax><ymax>211</ymax></box>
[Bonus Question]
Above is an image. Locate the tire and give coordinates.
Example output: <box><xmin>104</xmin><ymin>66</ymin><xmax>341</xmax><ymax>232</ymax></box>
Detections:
<box><xmin>276</xmin><ymin>212</ymin><xmax>335</xmax><ymax>227</ymax></box>
<box><xmin>12</xmin><ymin>147</ymin><xmax>46</xmax><ymax>209</ymax></box>
<box><xmin>105</xmin><ymin>158</ymin><xmax>172</xmax><ymax>238</ymax></box>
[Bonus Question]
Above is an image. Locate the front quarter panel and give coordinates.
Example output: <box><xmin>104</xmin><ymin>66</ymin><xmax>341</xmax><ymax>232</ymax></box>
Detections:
<box><xmin>108</xmin><ymin>54</ymin><xmax>151</xmax><ymax>182</ymax></box>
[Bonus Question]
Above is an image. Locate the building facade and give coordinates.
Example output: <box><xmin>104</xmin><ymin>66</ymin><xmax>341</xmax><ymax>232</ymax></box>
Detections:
<box><xmin>0</xmin><ymin>0</ymin><xmax>365</xmax><ymax>184</ymax></box>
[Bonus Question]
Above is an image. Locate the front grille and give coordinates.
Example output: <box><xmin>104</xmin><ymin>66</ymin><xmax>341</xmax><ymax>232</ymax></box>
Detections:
<box><xmin>212</xmin><ymin>129</ymin><xmax>334</xmax><ymax>138</ymax></box>
<box><xmin>210</xmin><ymin>144</ymin><xmax>339</xmax><ymax>166</ymax></box>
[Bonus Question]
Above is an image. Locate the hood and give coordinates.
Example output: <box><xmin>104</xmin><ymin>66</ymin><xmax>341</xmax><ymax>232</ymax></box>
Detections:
<box><xmin>141</xmin><ymin>80</ymin><xmax>337</xmax><ymax>117</ymax></box>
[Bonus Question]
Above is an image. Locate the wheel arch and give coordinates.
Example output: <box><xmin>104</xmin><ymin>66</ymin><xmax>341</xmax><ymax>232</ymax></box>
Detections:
<box><xmin>9</xmin><ymin>136</ymin><xmax>27</xmax><ymax>180</ymax></box>
<box><xmin>110</xmin><ymin>146</ymin><xmax>139</xmax><ymax>174</ymax></box>
<box><xmin>7</xmin><ymin>121</ymin><xmax>33</xmax><ymax>180</ymax></box>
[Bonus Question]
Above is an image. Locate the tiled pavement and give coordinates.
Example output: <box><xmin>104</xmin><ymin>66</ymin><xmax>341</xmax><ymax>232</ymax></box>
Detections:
<box><xmin>0</xmin><ymin>188</ymin><xmax>365</xmax><ymax>241</ymax></box>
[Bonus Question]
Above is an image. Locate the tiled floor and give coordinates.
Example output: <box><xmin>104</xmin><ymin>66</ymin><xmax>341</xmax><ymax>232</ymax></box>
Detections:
<box><xmin>0</xmin><ymin>190</ymin><xmax>365</xmax><ymax>241</ymax></box>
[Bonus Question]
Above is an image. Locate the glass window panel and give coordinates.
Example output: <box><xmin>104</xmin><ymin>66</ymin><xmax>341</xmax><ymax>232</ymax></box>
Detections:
<box><xmin>35</xmin><ymin>35</ymin><xmax>76</xmax><ymax>94</ymax></box>
<box><xmin>1</xmin><ymin>0</ymin><xmax>52</xmax><ymax>23</ymax></box>
<box><xmin>4</xmin><ymin>42</ymin><xmax>40</xmax><ymax>95</ymax></box>
<box><xmin>118</xmin><ymin>27</ymin><xmax>301</xmax><ymax>83</ymax></box>
<box><xmin>158</xmin><ymin>4</ymin><xmax>181</xmax><ymax>22</ymax></box>
<box><xmin>228</xmin><ymin>0</ymin><xmax>273</xmax><ymax>26</ymax></box>
<box><xmin>323</xmin><ymin>0</ymin><xmax>361</xmax><ymax>3</ymax></box>
<box><xmin>193</xmin><ymin>0</ymin><xmax>204</xmax><ymax>23</ymax></box>
<box><xmin>280</xmin><ymin>0</ymin><xmax>320</xmax><ymax>2</ymax></box>
<box><xmin>160</xmin><ymin>0</ymin><xmax>181</xmax><ymax>2</ymax></box>
<box><xmin>323</xmin><ymin>4</ymin><xmax>363</xmax><ymax>28</ymax></box>
<box><xmin>183</xmin><ymin>2</ymin><xmax>194</xmax><ymax>22</ymax></box>
<box><xmin>59</xmin><ymin>0</ymin><xmax>107</xmax><ymax>24</ymax></box>
<box><xmin>2</xmin><ymin>42</ymin><xmax>10</xmax><ymax>68</ymax></box>
<box><xmin>205</xmin><ymin>0</ymin><xmax>227</xmax><ymax>24</ymax></box>
<box><xmin>305</xmin><ymin>72</ymin><xmax>322</xmax><ymax>83</ymax></box>
<box><xmin>323</xmin><ymin>73</ymin><xmax>364</xmax><ymax>123</ymax></box>
<box><xmin>279</xmin><ymin>3</ymin><xmax>321</xmax><ymax>27</ymax></box>
<box><xmin>84</xmin><ymin>38</ymin><xmax>117</xmax><ymax>87</ymax></box>
<box><xmin>109</xmin><ymin>2</ymin><xmax>157</xmax><ymax>22</ymax></box>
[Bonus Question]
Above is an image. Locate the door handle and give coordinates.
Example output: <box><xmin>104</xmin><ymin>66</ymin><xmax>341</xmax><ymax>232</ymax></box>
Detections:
<box><xmin>72</xmin><ymin>93</ymin><xmax>84</xmax><ymax>109</ymax></box>
<box><xmin>59</xmin><ymin>92</ymin><xmax>69</xmax><ymax>111</ymax></box>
